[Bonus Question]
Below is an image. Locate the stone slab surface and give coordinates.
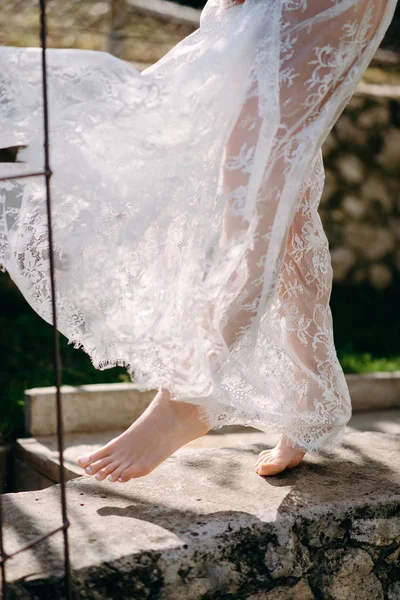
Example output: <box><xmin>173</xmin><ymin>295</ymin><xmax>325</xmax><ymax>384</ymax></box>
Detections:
<box><xmin>15</xmin><ymin>409</ymin><xmax>400</xmax><ymax>485</ymax></box>
<box><xmin>2</xmin><ymin>431</ymin><xmax>400</xmax><ymax>599</ymax></box>
<box><xmin>15</xmin><ymin>428</ymin><xmax>273</xmax><ymax>483</ymax></box>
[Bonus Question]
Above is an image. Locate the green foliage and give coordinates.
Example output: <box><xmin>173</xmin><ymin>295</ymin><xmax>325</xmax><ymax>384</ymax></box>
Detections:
<box><xmin>0</xmin><ymin>274</ymin><xmax>130</xmax><ymax>443</ymax></box>
<box><xmin>330</xmin><ymin>280</ymin><xmax>400</xmax><ymax>374</ymax></box>
<box><xmin>330</xmin><ymin>281</ymin><xmax>400</xmax><ymax>358</ymax></box>
<box><xmin>338</xmin><ymin>351</ymin><xmax>400</xmax><ymax>374</ymax></box>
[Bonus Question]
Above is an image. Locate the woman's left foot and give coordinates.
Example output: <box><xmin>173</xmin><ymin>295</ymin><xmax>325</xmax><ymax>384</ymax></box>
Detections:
<box><xmin>255</xmin><ymin>436</ymin><xmax>305</xmax><ymax>476</ymax></box>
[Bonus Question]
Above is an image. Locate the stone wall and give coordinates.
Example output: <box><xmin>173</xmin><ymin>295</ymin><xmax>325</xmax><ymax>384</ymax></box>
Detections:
<box><xmin>320</xmin><ymin>83</ymin><xmax>400</xmax><ymax>290</ymax></box>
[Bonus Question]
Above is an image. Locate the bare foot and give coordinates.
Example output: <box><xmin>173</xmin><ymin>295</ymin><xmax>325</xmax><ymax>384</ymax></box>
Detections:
<box><xmin>255</xmin><ymin>436</ymin><xmax>305</xmax><ymax>476</ymax></box>
<box><xmin>76</xmin><ymin>388</ymin><xmax>209</xmax><ymax>483</ymax></box>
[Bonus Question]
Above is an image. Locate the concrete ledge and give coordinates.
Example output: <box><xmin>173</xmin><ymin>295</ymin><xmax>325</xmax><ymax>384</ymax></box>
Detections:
<box><xmin>24</xmin><ymin>373</ymin><xmax>400</xmax><ymax>437</ymax></box>
<box><xmin>25</xmin><ymin>384</ymin><xmax>156</xmax><ymax>437</ymax></box>
<box><xmin>12</xmin><ymin>458</ymin><xmax>56</xmax><ymax>493</ymax></box>
<box><xmin>372</xmin><ymin>48</ymin><xmax>400</xmax><ymax>66</ymax></box>
<box><xmin>347</xmin><ymin>371</ymin><xmax>400</xmax><ymax>411</ymax></box>
<box><xmin>356</xmin><ymin>82</ymin><xmax>400</xmax><ymax>98</ymax></box>
<box><xmin>2</xmin><ymin>431</ymin><xmax>400</xmax><ymax>599</ymax></box>
<box><xmin>128</xmin><ymin>0</ymin><xmax>201</xmax><ymax>27</ymax></box>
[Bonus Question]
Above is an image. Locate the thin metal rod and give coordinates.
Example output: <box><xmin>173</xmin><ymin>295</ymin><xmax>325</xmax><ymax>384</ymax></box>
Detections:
<box><xmin>0</xmin><ymin>170</ymin><xmax>48</xmax><ymax>182</ymax></box>
<box><xmin>0</xmin><ymin>3</ymin><xmax>74</xmax><ymax>599</ymax></box>
<box><xmin>0</xmin><ymin>523</ymin><xmax>69</xmax><ymax>565</ymax></box>
<box><xmin>0</xmin><ymin>494</ymin><xmax>8</xmax><ymax>600</ymax></box>
<box><xmin>39</xmin><ymin>1</ymin><xmax>72</xmax><ymax>598</ymax></box>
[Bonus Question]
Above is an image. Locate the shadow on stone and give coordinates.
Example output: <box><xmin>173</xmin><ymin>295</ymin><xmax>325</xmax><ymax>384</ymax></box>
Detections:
<box><xmin>2</xmin><ymin>432</ymin><xmax>400</xmax><ymax>599</ymax></box>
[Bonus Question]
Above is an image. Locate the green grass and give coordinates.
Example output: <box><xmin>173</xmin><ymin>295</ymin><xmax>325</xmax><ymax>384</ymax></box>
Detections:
<box><xmin>338</xmin><ymin>351</ymin><xmax>400</xmax><ymax>374</ymax></box>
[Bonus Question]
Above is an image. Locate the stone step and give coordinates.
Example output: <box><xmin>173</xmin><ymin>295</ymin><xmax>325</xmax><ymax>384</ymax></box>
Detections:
<box><xmin>2</xmin><ymin>431</ymin><xmax>400</xmax><ymax>599</ymax></box>
<box><xmin>12</xmin><ymin>428</ymin><xmax>278</xmax><ymax>491</ymax></box>
<box><xmin>12</xmin><ymin>408</ymin><xmax>400</xmax><ymax>492</ymax></box>
<box><xmin>24</xmin><ymin>384</ymin><xmax>156</xmax><ymax>437</ymax></box>
<box><xmin>24</xmin><ymin>373</ymin><xmax>400</xmax><ymax>437</ymax></box>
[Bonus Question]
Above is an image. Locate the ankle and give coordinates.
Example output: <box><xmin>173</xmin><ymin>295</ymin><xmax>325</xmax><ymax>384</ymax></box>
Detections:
<box><xmin>278</xmin><ymin>435</ymin><xmax>304</xmax><ymax>454</ymax></box>
<box><xmin>158</xmin><ymin>387</ymin><xmax>171</xmax><ymax>401</ymax></box>
<box><xmin>172</xmin><ymin>398</ymin><xmax>205</xmax><ymax>421</ymax></box>
<box><xmin>157</xmin><ymin>388</ymin><xmax>207</xmax><ymax>423</ymax></box>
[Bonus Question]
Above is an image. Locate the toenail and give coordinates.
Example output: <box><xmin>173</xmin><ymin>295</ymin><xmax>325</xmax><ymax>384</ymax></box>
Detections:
<box><xmin>95</xmin><ymin>473</ymin><xmax>102</xmax><ymax>480</ymax></box>
<box><xmin>118</xmin><ymin>477</ymin><xmax>123</xmax><ymax>482</ymax></box>
<box><xmin>108</xmin><ymin>475</ymin><xmax>114</xmax><ymax>481</ymax></box>
<box><xmin>85</xmin><ymin>466</ymin><xmax>92</xmax><ymax>473</ymax></box>
<box><xmin>79</xmin><ymin>457</ymin><xmax>89</xmax><ymax>464</ymax></box>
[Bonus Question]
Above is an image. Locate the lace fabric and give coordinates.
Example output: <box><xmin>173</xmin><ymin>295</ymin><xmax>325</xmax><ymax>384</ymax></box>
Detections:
<box><xmin>0</xmin><ymin>0</ymin><xmax>397</xmax><ymax>452</ymax></box>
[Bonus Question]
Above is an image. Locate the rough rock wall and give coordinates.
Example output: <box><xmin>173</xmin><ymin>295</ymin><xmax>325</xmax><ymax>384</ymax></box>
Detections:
<box><xmin>320</xmin><ymin>84</ymin><xmax>400</xmax><ymax>290</ymax></box>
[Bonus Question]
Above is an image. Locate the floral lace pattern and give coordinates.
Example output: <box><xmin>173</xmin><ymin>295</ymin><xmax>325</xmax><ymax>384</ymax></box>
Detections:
<box><xmin>0</xmin><ymin>0</ymin><xmax>397</xmax><ymax>452</ymax></box>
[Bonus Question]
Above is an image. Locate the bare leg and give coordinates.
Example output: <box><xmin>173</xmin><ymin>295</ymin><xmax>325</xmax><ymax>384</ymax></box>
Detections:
<box><xmin>255</xmin><ymin>180</ymin><xmax>320</xmax><ymax>475</ymax></box>
<box><xmin>78</xmin><ymin>0</ymin><xmax>386</xmax><ymax>482</ymax></box>
<box><xmin>217</xmin><ymin>0</ymin><xmax>386</xmax><ymax>476</ymax></box>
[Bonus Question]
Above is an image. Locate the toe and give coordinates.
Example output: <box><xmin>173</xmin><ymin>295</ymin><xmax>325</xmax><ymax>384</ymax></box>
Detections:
<box><xmin>117</xmin><ymin>470</ymin><xmax>132</xmax><ymax>483</ymax></box>
<box><xmin>256</xmin><ymin>451</ymin><xmax>272</xmax><ymax>463</ymax></box>
<box><xmin>107</xmin><ymin>463</ymin><xmax>129</xmax><ymax>483</ymax></box>
<box><xmin>95</xmin><ymin>462</ymin><xmax>119</xmax><ymax>482</ymax></box>
<box><xmin>84</xmin><ymin>457</ymin><xmax>112</xmax><ymax>476</ymax></box>
<box><xmin>258</xmin><ymin>449</ymin><xmax>272</xmax><ymax>458</ymax></box>
<box><xmin>77</xmin><ymin>447</ymin><xmax>109</xmax><ymax>468</ymax></box>
<box><xmin>256</xmin><ymin>456</ymin><xmax>287</xmax><ymax>477</ymax></box>
<box><xmin>255</xmin><ymin>439</ymin><xmax>306</xmax><ymax>476</ymax></box>
<box><xmin>117</xmin><ymin>461</ymin><xmax>152</xmax><ymax>483</ymax></box>
<box><xmin>76</xmin><ymin>455</ymin><xmax>91</xmax><ymax>468</ymax></box>
<box><xmin>256</xmin><ymin>451</ymin><xmax>272</xmax><ymax>467</ymax></box>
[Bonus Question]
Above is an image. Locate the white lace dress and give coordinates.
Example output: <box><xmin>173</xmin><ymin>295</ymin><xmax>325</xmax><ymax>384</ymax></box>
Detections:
<box><xmin>0</xmin><ymin>0</ymin><xmax>397</xmax><ymax>452</ymax></box>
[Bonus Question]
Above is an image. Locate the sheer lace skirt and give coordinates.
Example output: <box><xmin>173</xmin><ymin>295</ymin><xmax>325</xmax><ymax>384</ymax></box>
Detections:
<box><xmin>0</xmin><ymin>0</ymin><xmax>397</xmax><ymax>452</ymax></box>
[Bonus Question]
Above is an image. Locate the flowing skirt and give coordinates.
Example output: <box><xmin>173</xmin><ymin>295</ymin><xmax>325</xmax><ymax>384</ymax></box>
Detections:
<box><xmin>0</xmin><ymin>0</ymin><xmax>397</xmax><ymax>452</ymax></box>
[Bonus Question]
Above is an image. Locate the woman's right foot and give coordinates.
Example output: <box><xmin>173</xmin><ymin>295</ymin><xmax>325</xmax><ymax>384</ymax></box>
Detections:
<box><xmin>76</xmin><ymin>388</ymin><xmax>209</xmax><ymax>483</ymax></box>
<box><xmin>255</xmin><ymin>436</ymin><xmax>305</xmax><ymax>476</ymax></box>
